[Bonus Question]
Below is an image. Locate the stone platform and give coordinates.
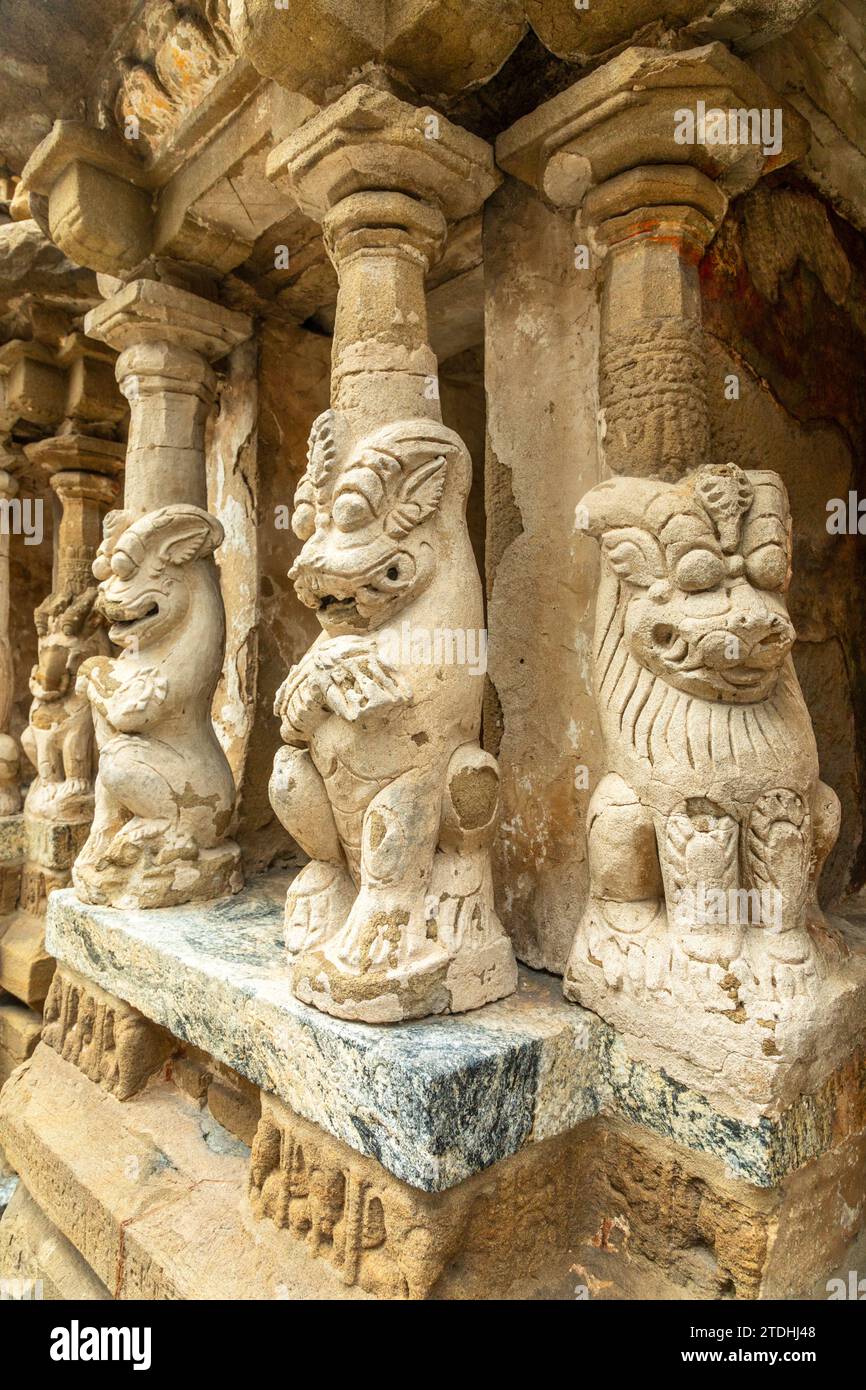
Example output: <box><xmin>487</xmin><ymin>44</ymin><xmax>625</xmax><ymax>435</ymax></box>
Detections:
<box><xmin>46</xmin><ymin>875</ymin><xmax>866</xmax><ymax>1192</ymax></box>
<box><xmin>0</xmin><ymin>871</ymin><xmax>860</xmax><ymax>1299</ymax></box>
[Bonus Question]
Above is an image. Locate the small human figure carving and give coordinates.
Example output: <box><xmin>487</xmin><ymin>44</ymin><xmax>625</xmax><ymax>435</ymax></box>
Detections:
<box><xmin>22</xmin><ymin>587</ymin><xmax>106</xmax><ymax>824</ymax></box>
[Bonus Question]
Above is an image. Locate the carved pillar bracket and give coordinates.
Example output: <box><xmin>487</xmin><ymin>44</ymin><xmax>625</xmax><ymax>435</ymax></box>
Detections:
<box><xmin>498</xmin><ymin>42</ymin><xmax>807</xmax><ymax>479</ymax></box>
<box><xmin>263</xmin><ymin>85</ymin><xmax>517</xmax><ymax>1022</ymax></box>
<box><xmin>268</xmin><ymin>84</ymin><xmax>498</xmax><ymax>434</ymax></box>
<box><xmin>68</xmin><ymin>280</ymin><xmax>251</xmax><ymax>909</ymax></box>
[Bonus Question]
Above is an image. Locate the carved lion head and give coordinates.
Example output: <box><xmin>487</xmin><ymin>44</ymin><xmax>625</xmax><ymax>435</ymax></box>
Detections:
<box><xmin>92</xmin><ymin>505</ymin><xmax>224</xmax><ymax>649</ymax></box>
<box><xmin>580</xmin><ymin>464</ymin><xmax>796</xmax><ymax>704</ymax></box>
<box><xmin>288</xmin><ymin>411</ymin><xmax>472</xmax><ymax>635</ymax></box>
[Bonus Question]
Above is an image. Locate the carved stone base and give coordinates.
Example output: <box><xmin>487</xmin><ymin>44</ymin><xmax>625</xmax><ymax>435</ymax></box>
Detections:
<box><xmin>2</xmin><ymin>1039</ymin><xmax>864</xmax><ymax>1300</ymax></box>
<box><xmin>0</xmin><ymin>814</ymin><xmax>90</xmax><ymax>1014</ymax></box>
<box><xmin>292</xmin><ymin>931</ymin><xmax>518</xmax><ymax>1024</ymax></box>
<box><xmin>72</xmin><ymin>839</ymin><xmax>243</xmax><ymax>912</ymax></box>
<box><xmin>565</xmin><ymin>907</ymin><xmax>866</xmax><ymax>1118</ymax></box>
<box><xmin>44</xmin><ymin>873</ymin><xmax>866</xmax><ymax>1186</ymax></box>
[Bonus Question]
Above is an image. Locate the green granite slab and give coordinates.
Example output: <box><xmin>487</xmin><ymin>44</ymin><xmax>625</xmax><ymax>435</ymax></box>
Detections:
<box><xmin>45</xmin><ymin>878</ymin><xmax>864</xmax><ymax>1192</ymax></box>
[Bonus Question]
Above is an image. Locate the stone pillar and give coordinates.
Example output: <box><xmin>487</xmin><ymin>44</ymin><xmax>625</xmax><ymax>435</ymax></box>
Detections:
<box><xmin>20</xmin><ymin>435</ymin><xmax>123</xmax><ymax>829</ymax></box>
<box><xmin>585</xmin><ymin>165</ymin><xmax>727</xmax><ymax>479</ymax></box>
<box><xmin>263</xmin><ymin>85</ymin><xmax>517</xmax><ymax>1021</ymax></box>
<box><xmin>480</xmin><ymin>179</ymin><xmax>603</xmax><ymax>974</ymax></box>
<box><xmin>0</xmin><ymin>444</ymin><xmax>24</xmax><ymax>818</ymax></box>
<box><xmin>496</xmin><ymin>46</ymin><xmax>866</xmax><ymax>1110</ymax></box>
<box><xmin>498</xmin><ymin>43</ymin><xmax>807</xmax><ymax>482</ymax></box>
<box><xmin>0</xmin><ymin>314</ymin><xmax>126</xmax><ymax>1085</ymax></box>
<box><xmin>69</xmin><ymin>277</ymin><xmax>251</xmax><ymax>909</ymax></box>
<box><xmin>493</xmin><ymin>43</ymin><xmax>809</xmax><ymax>976</ymax></box>
<box><xmin>0</xmin><ymin>434</ymin><xmax>123</xmax><ymax>1029</ymax></box>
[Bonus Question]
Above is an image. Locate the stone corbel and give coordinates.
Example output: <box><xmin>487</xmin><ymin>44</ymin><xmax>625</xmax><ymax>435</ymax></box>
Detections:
<box><xmin>229</xmin><ymin>0</ymin><xmax>527</xmax><ymax>104</ymax></box>
<box><xmin>18</xmin><ymin>122</ymin><xmax>154</xmax><ymax>279</ymax></box>
<box><xmin>523</xmin><ymin>0</ymin><xmax>823</xmax><ymax>65</ymax></box>
<box><xmin>262</xmin><ymin>85</ymin><xmax>517</xmax><ymax>1021</ymax></box>
<box><xmin>70</xmin><ymin>279</ymin><xmax>251</xmax><ymax>909</ymax></box>
<box><xmin>498</xmin><ymin>42</ymin><xmax>807</xmax><ymax>479</ymax></box>
<box><xmin>0</xmin><ymin>341</ymin><xmax>67</xmax><ymax>439</ymax></box>
<box><xmin>55</xmin><ymin>334</ymin><xmax>129</xmax><ymax>438</ymax></box>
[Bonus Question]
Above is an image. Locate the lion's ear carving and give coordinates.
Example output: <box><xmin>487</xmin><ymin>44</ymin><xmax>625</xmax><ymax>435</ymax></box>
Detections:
<box><xmin>385</xmin><ymin>455</ymin><xmax>447</xmax><ymax>538</ymax></box>
<box><xmin>601</xmin><ymin>527</ymin><xmax>666</xmax><ymax>587</ymax></box>
<box><xmin>155</xmin><ymin>513</ymin><xmax>224</xmax><ymax>567</ymax></box>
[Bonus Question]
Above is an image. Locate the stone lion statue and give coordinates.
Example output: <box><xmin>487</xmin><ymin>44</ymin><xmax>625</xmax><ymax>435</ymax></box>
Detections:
<box><xmin>21</xmin><ymin>586</ymin><xmax>106</xmax><ymax>824</ymax></box>
<box><xmin>72</xmin><ymin>505</ymin><xmax>241</xmax><ymax>909</ymax></box>
<box><xmin>269</xmin><ymin>409</ymin><xmax>516</xmax><ymax>1022</ymax></box>
<box><xmin>565</xmin><ymin>462</ymin><xmax>844</xmax><ymax>1015</ymax></box>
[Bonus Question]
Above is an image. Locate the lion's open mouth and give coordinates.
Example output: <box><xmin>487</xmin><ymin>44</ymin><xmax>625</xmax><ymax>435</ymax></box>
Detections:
<box><xmin>717</xmin><ymin>665</ymin><xmax>768</xmax><ymax>688</ymax></box>
<box><xmin>296</xmin><ymin>566</ymin><xmax>409</xmax><ymax>628</ymax></box>
<box><xmin>317</xmin><ymin>593</ymin><xmax>361</xmax><ymax>622</ymax></box>
<box><xmin>105</xmin><ymin>602</ymin><xmax>160</xmax><ymax>642</ymax></box>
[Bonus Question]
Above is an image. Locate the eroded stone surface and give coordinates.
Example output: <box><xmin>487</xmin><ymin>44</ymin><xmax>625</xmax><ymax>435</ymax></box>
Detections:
<box><xmin>0</xmin><ymin>1182</ymin><xmax>109</xmax><ymax>1299</ymax></box>
<box><xmin>266</xmin><ymin>87</ymin><xmax>515</xmax><ymax>1021</ymax></box>
<box><xmin>45</xmin><ymin>877</ymin><xmax>866</xmax><ymax>1185</ymax></box>
<box><xmin>0</xmin><ymin>1043</ymin><xmax>368</xmax><ymax>1299</ymax></box>
<box><xmin>42</xmin><ymin>964</ymin><xmax>176</xmax><ymax>1100</ymax></box>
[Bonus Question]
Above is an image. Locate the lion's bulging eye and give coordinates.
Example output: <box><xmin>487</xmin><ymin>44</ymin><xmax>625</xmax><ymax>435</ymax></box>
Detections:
<box><xmin>332</xmin><ymin>491</ymin><xmax>374</xmax><ymax>532</ymax></box>
<box><xmin>291</xmin><ymin>502</ymin><xmax>315</xmax><ymax>541</ymax></box>
<box><xmin>110</xmin><ymin>551</ymin><xmax>135</xmax><ymax>580</ymax></box>
<box><xmin>745</xmin><ymin>544</ymin><xmax>787</xmax><ymax>592</ymax></box>
<box><xmin>675</xmin><ymin>547</ymin><xmax>725</xmax><ymax>593</ymax></box>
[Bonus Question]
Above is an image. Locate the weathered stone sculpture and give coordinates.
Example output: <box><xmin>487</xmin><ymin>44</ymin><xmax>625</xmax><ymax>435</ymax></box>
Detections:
<box><xmin>565</xmin><ymin>463</ymin><xmax>844</xmax><ymax>1017</ymax></box>
<box><xmin>73</xmin><ymin>278</ymin><xmax>251</xmax><ymax>908</ymax></box>
<box><xmin>72</xmin><ymin>504</ymin><xmax>242</xmax><ymax>909</ymax></box>
<box><xmin>271</xmin><ymin>411</ymin><xmax>514</xmax><ymax>1021</ymax></box>
<box><xmin>22</xmin><ymin>586</ymin><xmax>105</xmax><ymax>824</ymax></box>
<box><xmin>20</xmin><ymin>459</ymin><xmax>122</xmax><ymax>827</ymax></box>
<box><xmin>266</xmin><ymin>86</ymin><xmax>517</xmax><ymax>1020</ymax></box>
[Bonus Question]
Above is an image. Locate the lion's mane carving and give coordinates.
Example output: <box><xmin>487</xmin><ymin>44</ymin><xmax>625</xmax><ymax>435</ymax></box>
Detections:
<box><xmin>269</xmin><ymin>410</ymin><xmax>516</xmax><ymax>1022</ymax></box>
<box><xmin>565</xmin><ymin>463</ymin><xmax>844</xmax><ymax>1014</ymax></box>
<box><xmin>71</xmin><ymin>504</ymin><xmax>241</xmax><ymax>909</ymax></box>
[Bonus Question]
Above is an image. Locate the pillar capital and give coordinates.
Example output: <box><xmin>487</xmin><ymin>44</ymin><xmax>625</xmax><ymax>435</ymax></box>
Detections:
<box><xmin>498</xmin><ymin>42</ymin><xmax>806</xmax><ymax>480</ymax></box>
<box><xmin>84</xmin><ymin>279</ymin><xmax>250</xmax><ymax>517</ymax></box>
<box><xmin>24</xmin><ymin>434</ymin><xmax>123</xmax><ymax>597</ymax></box>
<box><xmin>84</xmin><ymin>278</ymin><xmax>250</xmax><ymax>362</ymax></box>
<box><xmin>268</xmin><ymin>84</ymin><xmax>499</xmax><ymax>226</ymax></box>
<box><xmin>24</xmin><ymin>432</ymin><xmax>126</xmax><ymax>484</ymax></box>
<box><xmin>268</xmin><ymin>84</ymin><xmax>498</xmax><ymax>430</ymax></box>
<box><xmin>497</xmin><ymin>42</ymin><xmax>807</xmax><ymax>213</ymax></box>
